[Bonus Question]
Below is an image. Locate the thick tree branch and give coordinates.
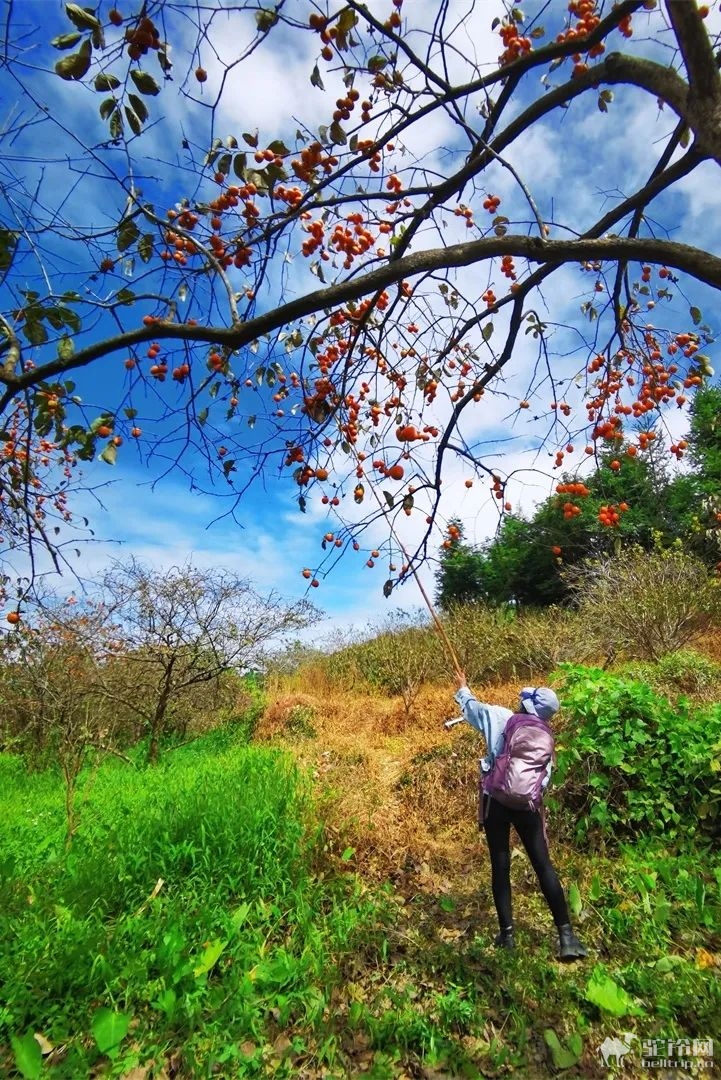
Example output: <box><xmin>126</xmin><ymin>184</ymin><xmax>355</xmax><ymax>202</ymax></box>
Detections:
<box><xmin>3</xmin><ymin>231</ymin><xmax>719</xmax><ymax>413</ymax></box>
<box><xmin>666</xmin><ymin>0</ymin><xmax>721</xmax><ymax>104</ymax></box>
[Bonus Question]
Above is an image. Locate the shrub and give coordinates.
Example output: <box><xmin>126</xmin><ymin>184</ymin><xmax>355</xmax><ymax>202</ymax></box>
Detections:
<box><xmin>442</xmin><ymin>604</ymin><xmax>516</xmax><ymax>684</ymax></box>
<box><xmin>553</xmin><ymin>664</ymin><xmax>721</xmax><ymax>843</ymax></box>
<box><xmin>354</xmin><ymin>611</ymin><xmax>443</xmax><ymax>713</ymax></box>
<box><xmin>564</xmin><ymin>546</ymin><xmax>721</xmax><ymax>661</ymax></box>
<box><xmin>652</xmin><ymin>649</ymin><xmax>721</xmax><ymax>696</ymax></box>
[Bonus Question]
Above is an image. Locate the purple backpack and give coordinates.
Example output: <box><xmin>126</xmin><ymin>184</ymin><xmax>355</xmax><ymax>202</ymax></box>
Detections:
<box><xmin>482</xmin><ymin>712</ymin><xmax>555</xmax><ymax>814</ymax></box>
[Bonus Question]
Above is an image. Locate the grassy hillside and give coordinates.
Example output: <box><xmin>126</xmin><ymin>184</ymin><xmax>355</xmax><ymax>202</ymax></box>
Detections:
<box><xmin>1</xmin><ymin>631</ymin><xmax>720</xmax><ymax>1077</ymax></box>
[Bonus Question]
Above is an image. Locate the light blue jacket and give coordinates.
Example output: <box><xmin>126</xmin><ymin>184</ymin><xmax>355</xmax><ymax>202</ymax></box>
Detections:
<box><xmin>454</xmin><ymin>686</ymin><xmax>512</xmax><ymax>776</ymax></box>
<box><xmin>454</xmin><ymin>686</ymin><xmax>552</xmax><ymax>788</ymax></box>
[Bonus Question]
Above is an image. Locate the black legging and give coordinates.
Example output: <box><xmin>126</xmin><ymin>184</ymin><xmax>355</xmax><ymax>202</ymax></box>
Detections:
<box><xmin>482</xmin><ymin>794</ymin><xmax>570</xmax><ymax>930</ymax></box>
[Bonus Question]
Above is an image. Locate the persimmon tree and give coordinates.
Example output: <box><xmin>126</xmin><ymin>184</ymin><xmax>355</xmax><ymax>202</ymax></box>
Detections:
<box><xmin>1</xmin><ymin>0</ymin><xmax>721</xmax><ymax>614</ymax></box>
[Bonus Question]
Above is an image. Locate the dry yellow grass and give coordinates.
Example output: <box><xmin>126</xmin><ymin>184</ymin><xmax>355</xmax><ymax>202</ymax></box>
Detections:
<box><xmin>256</xmin><ymin>680</ymin><xmax>534</xmax><ymax>884</ymax></box>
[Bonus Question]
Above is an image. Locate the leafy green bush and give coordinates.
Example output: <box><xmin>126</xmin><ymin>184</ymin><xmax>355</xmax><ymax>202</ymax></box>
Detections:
<box><xmin>628</xmin><ymin>649</ymin><xmax>721</xmax><ymax>698</ymax></box>
<box><xmin>285</xmin><ymin>704</ymin><xmax>318</xmax><ymax>738</ymax></box>
<box><xmin>553</xmin><ymin>664</ymin><xmax>721</xmax><ymax>843</ymax></box>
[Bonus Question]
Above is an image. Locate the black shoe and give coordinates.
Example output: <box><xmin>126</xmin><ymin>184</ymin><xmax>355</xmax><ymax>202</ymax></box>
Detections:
<box><xmin>557</xmin><ymin>924</ymin><xmax>587</xmax><ymax>961</ymax></box>
<box><xmin>494</xmin><ymin>927</ymin><xmax>515</xmax><ymax>950</ymax></box>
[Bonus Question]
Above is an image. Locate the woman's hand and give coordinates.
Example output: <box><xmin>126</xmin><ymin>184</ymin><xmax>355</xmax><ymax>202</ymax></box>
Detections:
<box><xmin>454</xmin><ymin>670</ymin><xmax>467</xmax><ymax>690</ymax></box>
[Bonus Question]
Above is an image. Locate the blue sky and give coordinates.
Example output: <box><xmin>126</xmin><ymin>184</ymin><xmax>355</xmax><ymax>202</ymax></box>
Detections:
<box><xmin>1</xmin><ymin>0</ymin><xmax>719</xmax><ymax>639</ymax></box>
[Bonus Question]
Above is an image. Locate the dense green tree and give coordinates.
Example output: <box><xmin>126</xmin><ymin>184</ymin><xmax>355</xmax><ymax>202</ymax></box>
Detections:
<box><xmin>435</xmin><ymin>420</ymin><xmax>721</xmax><ymax>608</ymax></box>
<box><xmin>687</xmin><ymin>385</ymin><xmax>721</xmax><ymax>489</ymax></box>
<box><xmin>435</xmin><ymin>519</ymin><xmax>487</xmax><ymax>611</ymax></box>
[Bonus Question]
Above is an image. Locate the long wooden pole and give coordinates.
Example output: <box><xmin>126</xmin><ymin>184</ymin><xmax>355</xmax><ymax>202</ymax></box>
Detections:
<box><xmin>347</xmin><ymin>447</ymin><xmax>464</xmax><ymax>680</ymax></box>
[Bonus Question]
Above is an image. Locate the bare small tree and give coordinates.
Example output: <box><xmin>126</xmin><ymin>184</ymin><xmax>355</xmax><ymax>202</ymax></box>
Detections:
<box><xmin>356</xmin><ymin>610</ymin><xmax>440</xmax><ymax>717</ymax></box>
<box><xmin>0</xmin><ymin>596</ymin><xmax>124</xmax><ymax>844</ymax></box>
<box><xmin>97</xmin><ymin>559</ymin><xmax>320</xmax><ymax>761</ymax></box>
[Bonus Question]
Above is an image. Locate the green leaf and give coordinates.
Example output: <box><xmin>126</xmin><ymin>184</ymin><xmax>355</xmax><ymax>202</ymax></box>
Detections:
<box><xmin>654</xmin><ymin>954</ymin><xmax>685</xmax><ymax>974</ymax></box>
<box><xmin>99</xmin><ymin>442</ymin><xmax>118</xmax><ymax>465</ymax></box>
<box><xmin>383</xmin><ymin>490</ymin><xmax>394</xmax><ymax>509</ymax></box>
<box><xmin>482</xmin><ymin>321</ymin><xmax>494</xmax><ymax>342</ymax></box>
<box><xmin>94</xmin><ymin>72</ymin><xmax>120</xmax><ymax>90</ymax></box>
<box><xmin>690</xmin><ymin>305</ymin><xmax>702</xmax><ymax>326</ymax></box>
<box><xmin>584</xmin><ymin>967</ymin><xmax>645</xmax><ymax>1017</ymax></box>
<box><xmin>128</xmin><ymin>93</ymin><xmax>149</xmax><ymax>124</ymax></box>
<box><xmin>568</xmin><ymin>882</ymin><xmax>582</xmax><ymax>917</ymax></box>
<box><xmin>109</xmin><ymin>107</ymin><xmax>123</xmax><ymax>139</ymax></box>
<box><xmin>341</xmin><ymin>847</ymin><xmax>355</xmax><ymax>861</ymax></box>
<box><xmin>267</xmin><ymin>139</ymin><xmax>290</xmax><ymax>156</ymax></box>
<box><xmin>329</xmin><ymin>121</ymin><xmax>347</xmax><ymax>145</ymax></box>
<box><xmin>115</xmin><ymin>288</ymin><xmax>135</xmax><ymax>305</ymax></box>
<box><xmin>57</xmin><ymin>306</ymin><xmax>81</xmax><ymax>333</ymax></box>
<box><xmin>57</xmin><ymin>335</ymin><xmax>75</xmax><ymax>361</ymax></box>
<box><xmin>153</xmin><ymin>988</ymin><xmax>176</xmax><ymax>1016</ymax></box>
<box><xmin>310</xmin><ymin>64</ymin><xmax>324</xmax><ymax>90</ymax></box>
<box><xmin>367</xmin><ymin>55</ymin><xmax>387</xmax><ymax>73</ymax></box>
<box><xmin>124</xmin><ymin>106</ymin><xmax>142</xmax><ymax>137</ymax></box>
<box><xmin>91</xmin><ymin>1007</ymin><xmax>131</xmax><ymax>1056</ymax></box>
<box><xmin>193</xmin><ymin>938</ymin><xmax>228</xmax><ymax>978</ymax></box>
<box><xmin>55</xmin><ymin>38</ymin><xmax>92</xmax><ymax>81</ymax></box>
<box><xmin>45</xmin><ymin>307</ymin><xmax>66</xmax><ymax>331</ymax></box>
<box><xmin>23</xmin><ymin>319</ymin><xmax>48</xmax><ymax>346</ymax></box>
<box><xmin>255</xmin><ymin>8</ymin><xmax>279</xmax><ymax>32</ymax></box>
<box><xmin>198</xmin><ymin>407</ymin><xmax>208</xmax><ymax>425</ymax></box>
<box><xmin>116</xmin><ymin>218</ymin><xmax>140</xmax><ymax>253</ymax></box>
<box><xmin>0</xmin><ymin>228</ymin><xmax>19</xmax><ymax>272</ymax></box>
<box><xmin>10</xmin><ymin>1033</ymin><xmax>42</xmax><ymax>1080</ymax></box>
<box><xmin>130</xmin><ymin>69</ymin><xmax>161</xmax><ymax>95</ymax></box>
<box><xmin>335</xmin><ymin>8</ymin><xmax>358</xmax><ymax>50</ymax></box>
<box><xmin>233</xmin><ymin>153</ymin><xmax>248</xmax><ymax>179</ymax></box>
<box><xmin>52</xmin><ymin>31</ymin><xmax>83</xmax><ymax>49</ymax></box>
<box><xmin>383</xmin><ymin>579</ymin><xmax>394</xmax><ymax>598</ymax></box>
<box><xmin>65</xmin><ymin>4</ymin><xmax>100</xmax><ymax>31</ymax></box>
<box><xmin>543</xmin><ymin>1029</ymin><xmax>582</xmax><ymax>1070</ymax></box>
<box><xmin>242</xmin><ymin>132</ymin><xmax>259</xmax><ymax>148</ymax></box>
<box><xmin>99</xmin><ymin>97</ymin><xmax>116</xmax><ymax>120</ymax></box>
<box><xmin>679</xmin><ymin>126</ymin><xmax>690</xmax><ymax>148</ymax></box>
<box><xmin>65</xmin><ymin>5</ymin><xmax>98</xmax><ymax>34</ymax></box>
<box><xmin>138</xmin><ymin>233</ymin><xmax>153</xmax><ymax>263</ymax></box>
<box><xmin>123</xmin><ymin>407</ymin><xmax>137</xmax><ymax>419</ymax></box>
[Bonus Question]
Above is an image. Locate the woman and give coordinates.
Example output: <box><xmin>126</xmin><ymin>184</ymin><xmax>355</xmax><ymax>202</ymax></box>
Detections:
<box><xmin>454</xmin><ymin>672</ymin><xmax>587</xmax><ymax>961</ymax></box>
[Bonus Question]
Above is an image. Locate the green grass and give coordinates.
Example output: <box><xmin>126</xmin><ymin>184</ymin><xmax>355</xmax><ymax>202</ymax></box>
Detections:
<box><xmin>1</xmin><ymin>690</ymin><xmax>720</xmax><ymax>1078</ymax></box>
<box><xmin>0</xmin><ymin>727</ymin><xmax>390</xmax><ymax>1078</ymax></box>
